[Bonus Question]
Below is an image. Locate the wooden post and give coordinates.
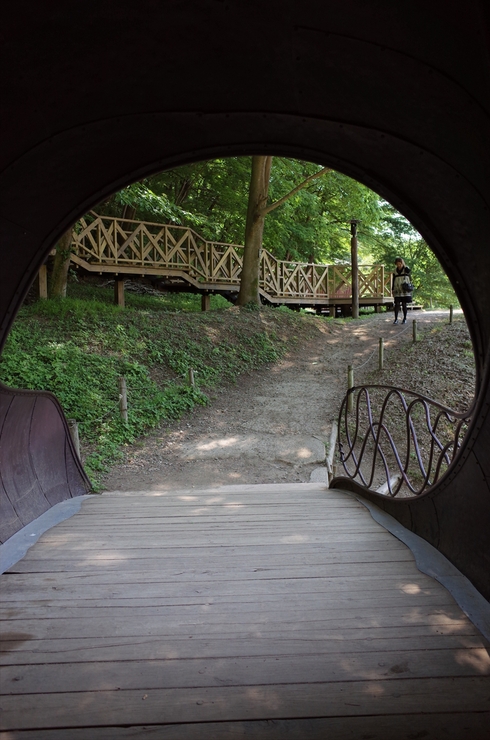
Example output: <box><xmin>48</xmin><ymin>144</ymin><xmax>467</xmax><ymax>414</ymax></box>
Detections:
<box><xmin>379</xmin><ymin>337</ymin><xmax>384</xmax><ymax>371</ymax></box>
<box><xmin>187</xmin><ymin>368</ymin><xmax>195</xmax><ymax>387</ymax></box>
<box><xmin>67</xmin><ymin>419</ymin><xmax>80</xmax><ymax>459</ymax></box>
<box><xmin>413</xmin><ymin>319</ymin><xmax>417</xmax><ymax>343</ymax></box>
<box><xmin>326</xmin><ymin>420</ymin><xmax>338</xmax><ymax>481</ymax></box>
<box><xmin>449</xmin><ymin>305</ymin><xmax>453</xmax><ymax>324</ymax></box>
<box><xmin>114</xmin><ymin>278</ymin><xmax>125</xmax><ymax>307</ymax></box>
<box><xmin>350</xmin><ymin>220</ymin><xmax>360</xmax><ymax>320</ymax></box>
<box><xmin>201</xmin><ymin>293</ymin><xmax>211</xmax><ymax>312</ymax></box>
<box><xmin>38</xmin><ymin>264</ymin><xmax>48</xmax><ymax>299</ymax></box>
<box><xmin>347</xmin><ymin>364</ymin><xmax>354</xmax><ymax>412</ymax></box>
<box><xmin>118</xmin><ymin>376</ymin><xmax>128</xmax><ymax>423</ymax></box>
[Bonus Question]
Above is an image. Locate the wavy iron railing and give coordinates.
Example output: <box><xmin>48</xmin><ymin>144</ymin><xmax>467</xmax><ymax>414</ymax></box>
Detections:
<box><xmin>337</xmin><ymin>385</ymin><xmax>472</xmax><ymax>496</ymax></box>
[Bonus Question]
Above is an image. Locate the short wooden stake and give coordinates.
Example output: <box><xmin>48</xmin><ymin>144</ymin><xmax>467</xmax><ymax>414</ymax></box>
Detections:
<box><xmin>114</xmin><ymin>278</ymin><xmax>125</xmax><ymax>307</ymax></box>
<box><xmin>187</xmin><ymin>368</ymin><xmax>195</xmax><ymax>387</ymax></box>
<box><xmin>326</xmin><ymin>420</ymin><xmax>338</xmax><ymax>480</ymax></box>
<box><xmin>347</xmin><ymin>364</ymin><xmax>354</xmax><ymax>412</ymax></box>
<box><xmin>449</xmin><ymin>304</ymin><xmax>453</xmax><ymax>324</ymax></box>
<box><xmin>378</xmin><ymin>337</ymin><xmax>384</xmax><ymax>371</ymax></box>
<box><xmin>412</xmin><ymin>319</ymin><xmax>417</xmax><ymax>343</ymax></box>
<box><xmin>38</xmin><ymin>264</ymin><xmax>48</xmax><ymax>299</ymax></box>
<box><xmin>119</xmin><ymin>376</ymin><xmax>128</xmax><ymax>423</ymax></box>
<box><xmin>201</xmin><ymin>293</ymin><xmax>211</xmax><ymax>312</ymax></box>
<box><xmin>67</xmin><ymin>419</ymin><xmax>80</xmax><ymax>459</ymax></box>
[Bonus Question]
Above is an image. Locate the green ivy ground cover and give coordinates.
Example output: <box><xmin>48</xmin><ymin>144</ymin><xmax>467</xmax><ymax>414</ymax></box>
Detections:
<box><xmin>0</xmin><ymin>287</ymin><xmax>316</xmax><ymax>487</ymax></box>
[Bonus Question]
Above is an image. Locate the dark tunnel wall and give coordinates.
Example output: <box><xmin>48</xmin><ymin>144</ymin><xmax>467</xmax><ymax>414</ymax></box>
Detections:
<box><xmin>0</xmin><ymin>1</ymin><xmax>489</xmax><ymax>595</ymax></box>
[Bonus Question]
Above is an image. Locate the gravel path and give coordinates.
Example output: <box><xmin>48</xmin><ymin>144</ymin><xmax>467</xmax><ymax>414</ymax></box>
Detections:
<box><xmin>102</xmin><ymin>309</ymin><xmax>457</xmax><ymax>492</ymax></box>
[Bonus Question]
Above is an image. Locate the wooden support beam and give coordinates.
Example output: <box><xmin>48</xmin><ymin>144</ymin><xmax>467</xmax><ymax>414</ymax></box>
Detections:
<box><xmin>114</xmin><ymin>278</ymin><xmax>125</xmax><ymax>307</ymax></box>
<box><xmin>38</xmin><ymin>264</ymin><xmax>48</xmax><ymax>299</ymax></box>
<box><xmin>350</xmin><ymin>220</ymin><xmax>360</xmax><ymax>320</ymax></box>
<box><xmin>201</xmin><ymin>293</ymin><xmax>211</xmax><ymax>311</ymax></box>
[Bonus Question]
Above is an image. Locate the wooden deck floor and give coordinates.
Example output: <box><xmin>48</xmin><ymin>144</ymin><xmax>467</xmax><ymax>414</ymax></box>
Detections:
<box><xmin>1</xmin><ymin>483</ymin><xmax>489</xmax><ymax>739</ymax></box>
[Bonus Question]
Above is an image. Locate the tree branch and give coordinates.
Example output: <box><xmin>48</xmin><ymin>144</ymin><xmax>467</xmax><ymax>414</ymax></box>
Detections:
<box><xmin>260</xmin><ymin>166</ymin><xmax>331</xmax><ymax>216</ymax></box>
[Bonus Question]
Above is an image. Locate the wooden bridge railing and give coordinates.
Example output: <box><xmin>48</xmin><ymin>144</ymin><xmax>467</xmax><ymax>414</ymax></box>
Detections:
<box><xmin>72</xmin><ymin>214</ymin><xmax>388</xmax><ymax>301</ymax></box>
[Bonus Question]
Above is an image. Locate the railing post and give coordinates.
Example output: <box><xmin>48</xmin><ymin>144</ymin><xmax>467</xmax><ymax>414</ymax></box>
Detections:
<box><xmin>114</xmin><ymin>278</ymin><xmax>125</xmax><ymax>307</ymax></box>
<box><xmin>38</xmin><ymin>264</ymin><xmax>48</xmax><ymax>299</ymax></box>
<box><xmin>119</xmin><ymin>376</ymin><xmax>128</xmax><ymax>424</ymax></box>
<box><xmin>350</xmin><ymin>220</ymin><xmax>360</xmax><ymax>319</ymax></box>
<box><xmin>413</xmin><ymin>319</ymin><xmax>417</xmax><ymax>343</ymax></box>
<box><xmin>326</xmin><ymin>420</ymin><xmax>338</xmax><ymax>481</ymax></box>
<box><xmin>449</xmin><ymin>305</ymin><xmax>453</xmax><ymax>324</ymax></box>
<box><xmin>67</xmin><ymin>419</ymin><xmax>81</xmax><ymax>459</ymax></box>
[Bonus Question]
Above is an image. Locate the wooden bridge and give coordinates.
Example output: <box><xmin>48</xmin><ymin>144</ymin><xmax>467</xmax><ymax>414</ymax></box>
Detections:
<box><xmin>70</xmin><ymin>214</ymin><xmax>392</xmax><ymax>310</ymax></box>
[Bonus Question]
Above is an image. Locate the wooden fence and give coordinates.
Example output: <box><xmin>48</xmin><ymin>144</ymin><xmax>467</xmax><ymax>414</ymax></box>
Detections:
<box><xmin>71</xmin><ymin>214</ymin><xmax>389</xmax><ymax>303</ymax></box>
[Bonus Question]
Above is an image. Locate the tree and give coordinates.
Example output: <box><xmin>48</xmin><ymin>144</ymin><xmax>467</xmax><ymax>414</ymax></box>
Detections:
<box><xmin>371</xmin><ymin>202</ymin><xmax>459</xmax><ymax>308</ymax></box>
<box><xmin>92</xmin><ymin>157</ymin><xmax>455</xmax><ymax>308</ymax></box>
<box><xmin>236</xmin><ymin>156</ymin><xmax>331</xmax><ymax>306</ymax></box>
<box><xmin>49</xmin><ymin>229</ymin><xmax>73</xmax><ymax>298</ymax></box>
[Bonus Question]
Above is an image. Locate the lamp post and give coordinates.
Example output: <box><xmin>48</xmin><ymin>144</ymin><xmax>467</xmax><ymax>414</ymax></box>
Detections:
<box><xmin>350</xmin><ymin>219</ymin><xmax>360</xmax><ymax>319</ymax></box>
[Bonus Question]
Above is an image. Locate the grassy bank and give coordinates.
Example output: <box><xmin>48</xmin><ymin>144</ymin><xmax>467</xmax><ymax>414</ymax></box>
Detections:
<box><xmin>0</xmin><ymin>283</ymin><xmax>324</xmax><ymax>487</ymax></box>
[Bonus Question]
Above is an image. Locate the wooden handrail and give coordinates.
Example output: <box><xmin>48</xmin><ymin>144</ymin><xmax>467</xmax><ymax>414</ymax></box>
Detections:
<box><xmin>72</xmin><ymin>215</ymin><xmax>390</xmax><ymax>301</ymax></box>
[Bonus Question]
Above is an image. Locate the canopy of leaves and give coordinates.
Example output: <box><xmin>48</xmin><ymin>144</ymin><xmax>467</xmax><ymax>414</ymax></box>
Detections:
<box><xmin>370</xmin><ymin>202</ymin><xmax>459</xmax><ymax>308</ymax></box>
<box><xmin>95</xmin><ymin>157</ymin><xmax>458</xmax><ymax>307</ymax></box>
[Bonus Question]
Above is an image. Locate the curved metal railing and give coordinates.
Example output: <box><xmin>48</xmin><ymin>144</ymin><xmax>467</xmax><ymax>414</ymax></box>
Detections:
<box><xmin>337</xmin><ymin>385</ymin><xmax>472</xmax><ymax>496</ymax></box>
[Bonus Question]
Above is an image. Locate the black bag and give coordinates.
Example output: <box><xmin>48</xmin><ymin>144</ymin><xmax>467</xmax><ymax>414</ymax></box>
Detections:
<box><xmin>402</xmin><ymin>279</ymin><xmax>414</xmax><ymax>293</ymax></box>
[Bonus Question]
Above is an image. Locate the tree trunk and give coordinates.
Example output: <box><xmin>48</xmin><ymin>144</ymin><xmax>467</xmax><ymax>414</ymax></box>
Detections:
<box><xmin>237</xmin><ymin>155</ymin><xmax>272</xmax><ymax>306</ymax></box>
<box><xmin>49</xmin><ymin>229</ymin><xmax>73</xmax><ymax>298</ymax></box>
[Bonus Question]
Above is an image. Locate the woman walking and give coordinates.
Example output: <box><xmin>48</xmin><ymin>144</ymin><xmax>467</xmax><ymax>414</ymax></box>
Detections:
<box><xmin>392</xmin><ymin>257</ymin><xmax>413</xmax><ymax>324</ymax></box>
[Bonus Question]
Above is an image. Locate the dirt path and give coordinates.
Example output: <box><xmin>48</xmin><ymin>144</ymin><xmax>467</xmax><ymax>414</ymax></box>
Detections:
<box><xmin>102</xmin><ymin>310</ymin><xmax>455</xmax><ymax>492</ymax></box>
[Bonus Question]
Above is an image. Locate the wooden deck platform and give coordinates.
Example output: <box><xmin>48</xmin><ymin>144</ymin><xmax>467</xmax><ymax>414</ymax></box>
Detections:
<box><xmin>1</xmin><ymin>483</ymin><xmax>489</xmax><ymax>738</ymax></box>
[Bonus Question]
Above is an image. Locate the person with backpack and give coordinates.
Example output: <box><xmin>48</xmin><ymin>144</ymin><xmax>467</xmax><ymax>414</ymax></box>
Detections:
<box><xmin>392</xmin><ymin>257</ymin><xmax>413</xmax><ymax>324</ymax></box>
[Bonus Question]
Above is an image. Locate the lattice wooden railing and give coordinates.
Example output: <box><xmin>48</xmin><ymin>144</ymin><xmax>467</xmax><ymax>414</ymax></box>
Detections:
<box><xmin>72</xmin><ymin>214</ymin><xmax>388</xmax><ymax>301</ymax></box>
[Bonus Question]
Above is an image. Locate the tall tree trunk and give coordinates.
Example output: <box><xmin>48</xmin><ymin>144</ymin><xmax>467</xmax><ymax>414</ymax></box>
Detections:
<box><xmin>49</xmin><ymin>229</ymin><xmax>73</xmax><ymax>298</ymax></box>
<box><xmin>237</xmin><ymin>155</ymin><xmax>272</xmax><ymax>306</ymax></box>
<box><xmin>237</xmin><ymin>158</ymin><xmax>330</xmax><ymax>306</ymax></box>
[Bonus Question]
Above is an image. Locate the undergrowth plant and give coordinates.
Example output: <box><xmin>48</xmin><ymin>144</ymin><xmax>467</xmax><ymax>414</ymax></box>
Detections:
<box><xmin>0</xmin><ymin>287</ymin><xmax>301</xmax><ymax>488</ymax></box>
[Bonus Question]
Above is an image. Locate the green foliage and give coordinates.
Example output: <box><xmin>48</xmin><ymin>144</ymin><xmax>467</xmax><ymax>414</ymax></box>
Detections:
<box><xmin>66</xmin><ymin>281</ymin><xmax>231</xmax><ymax>313</ymax></box>
<box><xmin>95</xmin><ymin>156</ymin><xmax>458</xmax><ymax>306</ymax></box>
<box><xmin>371</xmin><ymin>202</ymin><xmax>459</xmax><ymax>308</ymax></box>
<box><xmin>95</xmin><ymin>157</ymin><xmax>382</xmax><ymax>264</ymax></box>
<box><xmin>0</xmin><ymin>293</ymin><xmax>289</xmax><ymax>488</ymax></box>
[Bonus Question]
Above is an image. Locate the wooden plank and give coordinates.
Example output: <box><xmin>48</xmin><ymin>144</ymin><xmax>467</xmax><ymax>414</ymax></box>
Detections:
<box><xmin>3</xmin><ymin>647</ymin><xmax>489</xmax><ymax>695</ymax></box>
<box><xmin>2</xmin><ymin>713</ymin><xmax>489</xmax><ymax>740</ymax></box>
<box><xmin>11</xmin><ymin>535</ymin><xmax>412</xmax><ymax>553</ymax></box>
<box><xmin>7</xmin><ymin>546</ymin><xmax>414</xmax><ymax>571</ymax></box>
<box><xmin>2</xmin><ymin>633</ymin><xmax>486</xmax><ymax>666</ymax></box>
<box><xmin>24</xmin><ymin>532</ymin><xmax>394</xmax><ymax>549</ymax></box>
<box><xmin>1</xmin><ymin>575</ymin><xmax>450</xmax><ymax>602</ymax></box>
<box><xmin>2</xmin><ymin>614</ymin><xmax>482</xmax><ymax>641</ymax></box>
<box><xmin>2</xmin><ymin>677</ymin><xmax>490</xmax><ymax>730</ymax></box>
<box><xmin>0</xmin><ymin>603</ymin><xmax>469</xmax><ymax>626</ymax></box>
<box><xmin>0</xmin><ymin>562</ymin><xmax>435</xmax><ymax>589</ymax></box>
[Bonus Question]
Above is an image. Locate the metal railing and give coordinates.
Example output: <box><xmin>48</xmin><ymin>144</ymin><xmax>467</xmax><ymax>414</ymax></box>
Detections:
<box><xmin>337</xmin><ymin>385</ymin><xmax>472</xmax><ymax>496</ymax></box>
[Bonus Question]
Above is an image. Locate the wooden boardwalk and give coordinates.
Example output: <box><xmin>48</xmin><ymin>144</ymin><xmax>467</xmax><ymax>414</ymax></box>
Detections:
<box><xmin>69</xmin><ymin>215</ymin><xmax>392</xmax><ymax>309</ymax></box>
<box><xmin>1</xmin><ymin>483</ymin><xmax>489</xmax><ymax>738</ymax></box>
